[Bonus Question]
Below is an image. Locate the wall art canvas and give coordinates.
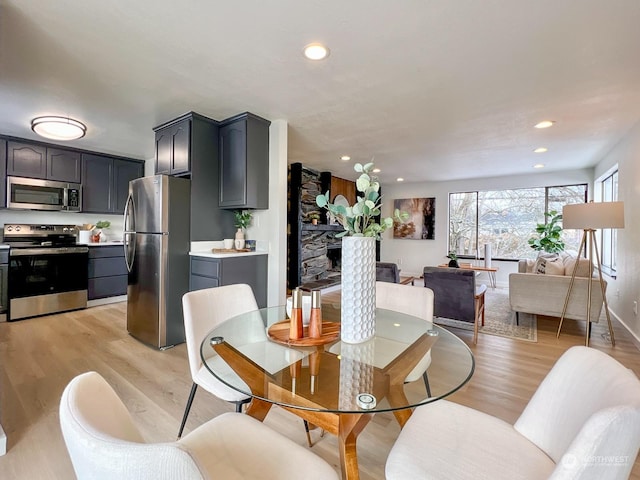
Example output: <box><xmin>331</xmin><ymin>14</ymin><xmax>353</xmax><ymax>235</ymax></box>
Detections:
<box><xmin>393</xmin><ymin>197</ymin><xmax>436</xmax><ymax>240</ymax></box>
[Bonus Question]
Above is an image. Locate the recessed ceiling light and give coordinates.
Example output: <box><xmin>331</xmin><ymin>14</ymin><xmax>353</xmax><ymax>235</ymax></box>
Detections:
<box><xmin>534</xmin><ymin>147</ymin><xmax>548</xmax><ymax>153</ymax></box>
<box><xmin>31</xmin><ymin>116</ymin><xmax>86</xmax><ymax>140</ymax></box>
<box><xmin>372</xmin><ymin>168</ymin><xmax>381</xmax><ymax>173</ymax></box>
<box><xmin>533</xmin><ymin>163</ymin><xmax>545</xmax><ymax>169</ymax></box>
<box><xmin>534</xmin><ymin>120</ymin><xmax>555</xmax><ymax>129</ymax></box>
<box><xmin>340</xmin><ymin>155</ymin><xmax>351</xmax><ymax>161</ymax></box>
<box><xmin>303</xmin><ymin>43</ymin><xmax>330</xmax><ymax>60</ymax></box>
<box><xmin>397</xmin><ymin>177</ymin><xmax>404</xmax><ymax>182</ymax></box>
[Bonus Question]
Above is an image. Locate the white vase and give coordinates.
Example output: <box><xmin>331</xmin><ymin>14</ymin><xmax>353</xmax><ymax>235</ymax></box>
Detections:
<box><xmin>235</xmin><ymin>228</ymin><xmax>245</xmax><ymax>249</ymax></box>
<box><xmin>340</xmin><ymin>236</ymin><xmax>376</xmax><ymax>343</ymax></box>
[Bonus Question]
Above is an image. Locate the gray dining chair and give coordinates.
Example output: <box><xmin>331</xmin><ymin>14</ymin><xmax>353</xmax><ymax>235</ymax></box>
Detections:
<box><xmin>423</xmin><ymin>266</ymin><xmax>487</xmax><ymax>344</ymax></box>
<box><xmin>376</xmin><ymin>262</ymin><xmax>400</xmax><ymax>283</ymax></box>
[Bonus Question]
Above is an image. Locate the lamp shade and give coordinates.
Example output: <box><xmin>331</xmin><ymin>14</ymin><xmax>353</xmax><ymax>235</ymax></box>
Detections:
<box><xmin>562</xmin><ymin>202</ymin><xmax>625</xmax><ymax>230</ymax></box>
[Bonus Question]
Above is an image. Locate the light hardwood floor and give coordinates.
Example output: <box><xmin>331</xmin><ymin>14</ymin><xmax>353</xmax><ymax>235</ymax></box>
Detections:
<box><xmin>0</xmin><ymin>299</ymin><xmax>639</xmax><ymax>479</ymax></box>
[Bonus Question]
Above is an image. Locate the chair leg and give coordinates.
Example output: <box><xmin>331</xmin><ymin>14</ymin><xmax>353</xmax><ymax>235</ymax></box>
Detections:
<box><xmin>303</xmin><ymin>420</ymin><xmax>313</xmax><ymax>447</ymax></box>
<box><xmin>422</xmin><ymin>371</ymin><xmax>432</xmax><ymax>397</ymax></box>
<box><xmin>515</xmin><ymin>311</ymin><xmax>520</xmax><ymax>326</ymax></box>
<box><xmin>177</xmin><ymin>383</ymin><xmax>198</xmax><ymax>440</ymax></box>
<box><xmin>233</xmin><ymin>398</ymin><xmax>251</xmax><ymax>413</ymax></box>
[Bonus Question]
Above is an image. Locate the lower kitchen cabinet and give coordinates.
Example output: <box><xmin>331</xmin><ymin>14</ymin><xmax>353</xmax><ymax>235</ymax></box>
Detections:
<box><xmin>88</xmin><ymin>246</ymin><xmax>127</xmax><ymax>300</ymax></box>
<box><xmin>190</xmin><ymin>254</ymin><xmax>267</xmax><ymax>308</ymax></box>
<box><xmin>0</xmin><ymin>249</ymin><xmax>8</xmax><ymax>321</ymax></box>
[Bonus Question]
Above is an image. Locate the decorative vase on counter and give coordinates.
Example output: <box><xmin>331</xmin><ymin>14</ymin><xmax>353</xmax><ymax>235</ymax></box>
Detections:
<box><xmin>340</xmin><ymin>236</ymin><xmax>376</xmax><ymax>343</ymax></box>
<box><xmin>235</xmin><ymin>228</ymin><xmax>245</xmax><ymax>249</ymax></box>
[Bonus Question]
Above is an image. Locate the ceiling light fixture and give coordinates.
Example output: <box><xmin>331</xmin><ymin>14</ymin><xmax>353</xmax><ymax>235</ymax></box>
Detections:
<box><xmin>533</xmin><ymin>163</ymin><xmax>545</xmax><ymax>169</ymax></box>
<box><xmin>31</xmin><ymin>116</ymin><xmax>87</xmax><ymax>141</ymax></box>
<box><xmin>340</xmin><ymin>155</ymin><xmax>351</xmax><ymax>161</ymax></box>
<box><xmin>534</xmin><ymin>120</ymin><xmax>555</xmax><ymax>129</ymax></box>
<box><xmin>372</xmin><ymin>168</ymin><xmax>381</xmax><ymax>173</ymax></box>
<box><xmin>534</xmin><ymin>147</ymin><xmax>548</xmax><ymax>153</ymax></box>
<box><xmin>397</xmin><ymin>177</ymin><xmax>404</xmax><ymax>182</ymax></box>
<box><xmin>303</xmin><ymin>43</ymin><xmax>330</xmax><ymax>60</ymax></box>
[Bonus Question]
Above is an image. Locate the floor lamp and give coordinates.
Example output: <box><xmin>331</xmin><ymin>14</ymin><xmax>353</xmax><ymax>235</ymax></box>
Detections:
<box><xmin>559</xmin><ymin>201</ymin><xmax>624</xmax><ymax>346</ymax></box>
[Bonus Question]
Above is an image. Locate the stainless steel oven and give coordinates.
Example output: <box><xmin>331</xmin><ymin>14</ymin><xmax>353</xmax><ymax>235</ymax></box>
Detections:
<box><xmin>7</xmin><ymin>176</ymin><xmax>82</xmax><ymax>212</ymax></box>
<box><xmin>4</xmin><ymin>224</ymin><xmax>88</xmax><ymax>321</ymax></box>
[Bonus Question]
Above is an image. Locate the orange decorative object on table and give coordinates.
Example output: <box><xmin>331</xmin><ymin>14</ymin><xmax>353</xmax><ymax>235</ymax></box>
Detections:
<box><xmin>308</xmin><ymin>290</ymin><xmax>323</xmax><ymax>338</ymax></box>
<box><xmin>289</xmin><ymin>288</ymin><xmax>304</xmax><ymax>340</ymax></box>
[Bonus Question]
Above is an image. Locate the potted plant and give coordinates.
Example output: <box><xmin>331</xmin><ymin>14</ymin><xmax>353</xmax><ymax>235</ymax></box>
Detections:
<box><xmin>528</xmin><ymin>210</ymin><xmax>565</xmax><ymax>254</ymax></box>
<box><xmin>316</xmin><ymin>162</ymin><xmax>408</xmax><ymax>343</ymax></box>
<box><xmin>233</xmin><ymin>210</ymin><xmax>253</xmax><ymax>248</ymax></box>
<box><xmin>446</xmin><ymin>251</ymin><xmax>459</xmax><ymax>268</ymax></box>
<box><xmin>92</xmin><ymin>220</ymin><xmax>111</xmax><ymax>242</ymax></box>
<box><xmin>308</xmin><ymin>212</ymin><xmax>321</xmax><ymax>225</ymax></box>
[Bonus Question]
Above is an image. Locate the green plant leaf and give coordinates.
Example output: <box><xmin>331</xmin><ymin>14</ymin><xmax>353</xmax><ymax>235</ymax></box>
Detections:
<box><xmin>354</xmin><ymin>163</ymin><xmax>363</xmax><ymax>173</ymax></box>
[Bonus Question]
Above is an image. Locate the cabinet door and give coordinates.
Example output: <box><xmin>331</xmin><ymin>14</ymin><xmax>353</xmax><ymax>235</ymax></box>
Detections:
<box><xmin>219</xmin><ymin>120</ymin><xmax>247</xmax><ymax>207</ymax></box>
<box><xmin>82</xmin><ymin>154</ymin><xmax>114</xmax><ymax>213</ymax></box>
<box><xmin>155</xmin><ymin>128</ymin><xmax>172</xmax><ymax>175</ymax></box>
<box><xmin>7</xmin><ymin>141</ymin><xmax>47</xmax><ymax>179</ymax></box>
<box><xmin>0</xmin><ymin>140</ymin><xmax>6</xmax><ymax>208</ymax></box>
<box><xmin>47</xmin><ymin>148</ymin><xmax>82</xmax><ymax>183</ymax></box>
<box><xmin>113</xmin><ymin>159</ymin><xmax>143</xmax><ymax>214</ymax></box>
<box><xmin>171</xmin><ymin>119</ymin><xmax>191</xmax><ymax>175</ymax></box>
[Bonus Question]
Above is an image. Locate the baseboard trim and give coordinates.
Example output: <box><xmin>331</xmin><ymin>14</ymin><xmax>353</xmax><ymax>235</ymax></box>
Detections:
<box><xmin>0</xmin><ymin>422</ymin><xmax>6</xmax><ymax>456</ymax></box>
<box><xmin>609</xmin><ymin>307</ymin><xmax>640</xmax><ymax>351</ymax></box>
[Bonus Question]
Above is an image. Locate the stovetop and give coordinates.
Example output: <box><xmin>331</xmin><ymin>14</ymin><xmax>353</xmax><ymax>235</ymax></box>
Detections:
<box><xmin>3</xmin><ymin>224</ymin><xmax>79</xmax><ymax>247</ymax></box>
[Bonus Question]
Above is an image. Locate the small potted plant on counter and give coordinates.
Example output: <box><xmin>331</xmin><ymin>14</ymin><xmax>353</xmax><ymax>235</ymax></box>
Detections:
<box><xmin>92</xmin><ymin>220</ymin><xmax>111</xmax><ymax>242</ymax></box>
<box><xmin>233</xmin><ymin>210</ymin><xmax>253</xmax><ymax>249</ymax></box>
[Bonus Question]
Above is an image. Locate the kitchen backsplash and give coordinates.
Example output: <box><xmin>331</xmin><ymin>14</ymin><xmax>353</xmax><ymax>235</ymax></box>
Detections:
<box><xmin>0</xmin><ymin>211</ymin><xmax>124</xmax><ymax>242</ymax></box>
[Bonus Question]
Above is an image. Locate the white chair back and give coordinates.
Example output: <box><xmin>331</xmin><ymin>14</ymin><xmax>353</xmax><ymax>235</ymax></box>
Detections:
<box><xmin>515</xmin><ymin>346</ymin><xmax>640</xmax><ymax>478</ymax></box>
<box><xmin>60</xmin><ymin>372</ymin><xmax>203</xmax><ymax>480</ymax></box>
<box><xmin>182</xmin><ymin>284</ymin><xmax>258</xmax><ymax>382</ymax></box>
<box><xmin>376</xmin><ymin>282</ymin><xmax>434</xmax><ymax>382</ymax></box>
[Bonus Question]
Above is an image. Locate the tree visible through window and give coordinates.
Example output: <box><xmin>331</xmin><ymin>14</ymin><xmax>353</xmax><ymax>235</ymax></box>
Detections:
<box><xmin>449</xmin><ymin>184</ymin><xmax>587</xmax><ymax>260</ymax></box>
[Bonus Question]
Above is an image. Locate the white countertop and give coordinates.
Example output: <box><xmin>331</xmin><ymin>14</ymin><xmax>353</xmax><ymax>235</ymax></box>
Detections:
<box><xmin>83</xmin><ymin>241</ymin><xmax>125</xmax><ymax>247</ymax></box>
<box><xmin>189</xmin><ymin>240</ymin><xmax>268</xmax><ymax>258</ymax></box>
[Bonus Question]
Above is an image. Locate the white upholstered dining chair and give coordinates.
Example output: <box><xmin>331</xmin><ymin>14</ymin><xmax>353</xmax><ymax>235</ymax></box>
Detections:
<box><xmin>386</xmin><ymin>346</ymin><xmax>640</xmax><ymax>480</ymax></box>
<box><xmin>178</xmin><ymin>284</ymin><xmax>257</xmax><ymax>439</ymax></box>
<box><xmin>60</xmin><ymin>371</ymin><xmax>339</xmax><ymax>480</ymax></box>
<box><xmin>375</xmin><ymin>281</ymin><xmax>435</xmax><ymax>395</ymax></box>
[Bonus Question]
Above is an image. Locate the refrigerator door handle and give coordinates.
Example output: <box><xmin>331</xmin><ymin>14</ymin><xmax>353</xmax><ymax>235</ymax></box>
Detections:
<box><xmin>124</xmin><ymin>232</ymin><xmax>135</xmax><ymax>272</ymax></box>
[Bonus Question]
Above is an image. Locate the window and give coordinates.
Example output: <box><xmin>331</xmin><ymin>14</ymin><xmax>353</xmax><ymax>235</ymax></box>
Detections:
<box><xmin>449</xmin><ymin>184</ymin><xmax>588</xmax><ymax>260</ymax></box>
<box><xmin>599</xmin><ymin>170</ymin><xmax>619</xmax><ymax>275</ymax></box>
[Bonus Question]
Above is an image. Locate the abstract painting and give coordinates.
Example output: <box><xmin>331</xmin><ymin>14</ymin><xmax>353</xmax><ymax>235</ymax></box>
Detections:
<box><xmin>393</xmin><ymin>197</ymin><xmax>436</xmax><ymax>240</ymax></box>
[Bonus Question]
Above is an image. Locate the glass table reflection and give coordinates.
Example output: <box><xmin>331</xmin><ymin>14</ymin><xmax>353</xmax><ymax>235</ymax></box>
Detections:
<box><xmin>200</xmin><ymin>303</ymin><xmax>474</xmax><ymax>480</ymax></box>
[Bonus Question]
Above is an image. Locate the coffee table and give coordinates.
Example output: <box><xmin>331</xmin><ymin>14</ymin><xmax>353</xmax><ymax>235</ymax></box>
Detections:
<box><xmin>200</xmin><ymin>303</ymin><xmax>474</xmax><ymax>479</ymax></box>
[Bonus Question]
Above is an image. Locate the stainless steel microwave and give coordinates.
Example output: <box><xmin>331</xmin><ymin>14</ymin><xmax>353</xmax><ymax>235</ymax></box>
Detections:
<box><xmin>7</xmin><ymin>176</ymin><xmax>82</xmax><ymax>212</ymax></box>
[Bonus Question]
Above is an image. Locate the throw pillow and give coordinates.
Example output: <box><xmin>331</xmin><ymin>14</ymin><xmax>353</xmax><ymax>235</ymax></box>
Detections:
<box><xmin>534</xmin><ymin>255</ymin><xmax>564</xmax><ymax>275</ymax></box>
<box><xmin>564</xmin><ymin>256</ymin><xmax>593</xmax><ymax>277</ymax></box>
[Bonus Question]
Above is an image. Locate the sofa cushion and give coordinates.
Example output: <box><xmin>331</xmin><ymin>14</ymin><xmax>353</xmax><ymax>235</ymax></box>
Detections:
<box><xmin>534</xmin><ymin>255</ymin><xmax>564</xmax><ymax>275</ymax></box>
<box><xmin>563</xmin><ymin>256</ymin><xmax>593</xmax><ymax>277</ymax></box>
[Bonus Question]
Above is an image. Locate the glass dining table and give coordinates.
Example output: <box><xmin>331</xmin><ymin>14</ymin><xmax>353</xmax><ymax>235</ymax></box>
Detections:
<box><xmin>200</xmin><ymin>302</ymin><xmax>475</xmax><ymax>480</ymax></box>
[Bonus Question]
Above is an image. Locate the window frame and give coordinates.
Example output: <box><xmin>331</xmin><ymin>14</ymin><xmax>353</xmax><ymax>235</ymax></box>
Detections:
<box><xmin>597</xmin><ymin>169</ymin><xmax>619</xmax><ymax>278</ymax></box>
<box><xmin>448</xmin><ymin>183</ymin><xmax>588</xmax><ymax>261</ymax></box>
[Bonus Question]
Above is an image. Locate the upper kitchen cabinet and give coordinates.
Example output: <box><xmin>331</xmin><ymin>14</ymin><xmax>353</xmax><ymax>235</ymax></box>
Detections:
<box><xmin>82</xmin><ymin>153</ymin><xmax>144</xmax><ymax>214</ymax></box>
<box><xmin>6</xmin><ymin>141</ymin><xmax>81</xmax><ymax>183</ymax></box>
<box><xmin>218</xmin><ymin>113</ymin><xmax>270</xmax><ymax>209</ymax></box>
<box><xmin>153</xmin><ymin>112</ymin><xmax>236</xmax><ymax>241</ymax></box>
<box><xmin>154</xmin><ymin>117</ymin><xmax>191</xmax><ymax>176</ymax></box>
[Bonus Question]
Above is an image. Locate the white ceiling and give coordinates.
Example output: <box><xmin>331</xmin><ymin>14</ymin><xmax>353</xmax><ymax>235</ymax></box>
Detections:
<box><xmin>1</xmin><ymin>0</ymin><xmax>639</xmax><ymax>184</ymax></box>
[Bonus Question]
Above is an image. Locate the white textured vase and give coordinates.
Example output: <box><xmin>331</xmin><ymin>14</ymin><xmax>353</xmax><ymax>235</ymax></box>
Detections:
<box><xmin>341</xmin><ymin>236</ymin><xmax>376</xmax><ymax>343</ymax></box>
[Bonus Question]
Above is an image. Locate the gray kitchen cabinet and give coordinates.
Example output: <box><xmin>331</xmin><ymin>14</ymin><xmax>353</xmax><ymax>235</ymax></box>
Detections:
<box><xmin>154</xmin><ymin>112</ymin><xmax>237</xmax><ymax>241</ymax></box>
<box><xmin>82</xmin><ymin>153</ymin><xmax>144</xmax><ymax>214</ymax></box>
<box><xmin>6</xmin><ymin>141</ymin><xmax>81</xmax><ymax>183</ymax></box>
<box><xmin>189</xmin><ymin>254</ymin><xmax>268</xmax><ymax>308</ymax></box>
<box><xmin>154</xmin><ymin>117</ymin><xmax>191</xmax><ymax>176</ymax></box>
<box><xmin>88</xmin><ymin>246</ymin><xmax>127</xmax><ymax>300</ymax></box>
<box><xmin>218</xmin><ymin>113</ymin><xmax>270</xmax><ymax>209</ymax></box>
<box><xmin>0</xmin><ymin>140</ymin><xmax>6</xmax><ymax>208</ymax></box>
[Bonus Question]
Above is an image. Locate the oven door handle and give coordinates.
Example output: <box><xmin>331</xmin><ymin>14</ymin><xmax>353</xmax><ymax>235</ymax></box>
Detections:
<box><xmin>10</xmin><ymin>247</ymin><xmax>89</xmax><ymax>256</ymax></box>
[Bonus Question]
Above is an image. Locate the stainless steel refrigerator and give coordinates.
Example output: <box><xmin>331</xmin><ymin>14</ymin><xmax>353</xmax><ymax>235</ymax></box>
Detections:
<box><xmin>124</xmin><ymin>175</ymin><xmax>191</xmax><ymax>349</ymax></box>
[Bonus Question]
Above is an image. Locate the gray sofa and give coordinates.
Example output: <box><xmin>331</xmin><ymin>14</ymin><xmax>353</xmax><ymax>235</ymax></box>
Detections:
<box><xmin>509</xmin><ymin>258</ymin><xmax>606</xmax><ymax>323</ymax></box>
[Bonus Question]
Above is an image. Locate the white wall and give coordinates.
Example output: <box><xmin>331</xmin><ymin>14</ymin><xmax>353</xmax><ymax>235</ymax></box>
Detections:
<box><xmin>379</xmin><ymin>168</ymin><xmax>594</xmax><ymax>287</ymax></box>
<box><xmin>245</xmin><ymin>120</ymin><xmax>288</xmax><ymax>307</ymax></box>
<box><xmin>593</xmin><ymin>119</ymin><xmax>640</xmax><ymax>345</ymax></box>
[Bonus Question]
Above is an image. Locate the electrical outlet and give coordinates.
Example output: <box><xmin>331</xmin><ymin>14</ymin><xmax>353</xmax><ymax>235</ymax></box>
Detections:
<box><xmin>634</xmin><ymin>301</ymin><xmax>638</xmax><ymax>316</ymax></box>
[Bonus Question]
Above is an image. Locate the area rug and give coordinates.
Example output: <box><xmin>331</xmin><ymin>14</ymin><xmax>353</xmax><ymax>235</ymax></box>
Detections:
<box><xmin>433</xmin><ymin>288</ymin><xmax>538</xmax><ymax>342</ymax></box>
